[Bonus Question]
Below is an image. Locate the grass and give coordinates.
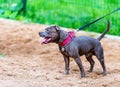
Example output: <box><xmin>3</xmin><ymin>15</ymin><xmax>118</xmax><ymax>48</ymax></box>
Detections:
<box><xmin>0</xmin><ymin>0</ymin><xmax>120</xmax><ymax>35</ymax></box>
<box><xmin>0</xmin><ymin>53</ymin><xmax>5</xmax><ymax>58</ymax></box>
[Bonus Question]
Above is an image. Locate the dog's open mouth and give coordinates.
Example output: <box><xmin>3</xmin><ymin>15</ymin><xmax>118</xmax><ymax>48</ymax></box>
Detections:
<box><xmin>41</xmin><ymin>37</ymin><xmax>52</xmax><ymax>44</ymax></box>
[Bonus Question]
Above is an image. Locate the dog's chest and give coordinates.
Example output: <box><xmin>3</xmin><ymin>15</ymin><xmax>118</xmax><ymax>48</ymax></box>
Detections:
<box><xmin>61</xmin><ymin>47</ymin><xmax>65</xmax><ymax>52</ymax></box>
<box><xmin>60</xmin><ymin>47</ymin><xmax>70</xmax><ymax>56</ymax></box>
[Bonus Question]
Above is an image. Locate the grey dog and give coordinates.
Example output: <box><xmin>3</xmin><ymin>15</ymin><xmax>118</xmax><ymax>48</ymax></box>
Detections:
<box><xmin>39</xmin><ymin>21</ymin><xmax>110</xmax><ymax>77</ymax></box>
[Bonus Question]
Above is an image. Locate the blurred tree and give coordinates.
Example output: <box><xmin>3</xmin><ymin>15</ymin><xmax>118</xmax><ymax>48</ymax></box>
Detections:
<box><xmin>18</xmin><ymin>0</ymin><xmax>27</xmax><ymax>16</ymax></box>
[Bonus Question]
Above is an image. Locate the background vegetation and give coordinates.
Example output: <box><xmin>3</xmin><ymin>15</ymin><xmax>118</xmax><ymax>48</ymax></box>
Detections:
<box><xmin>0</xmin><ymin>0</ymin><xmax>120</xmax><ymax>35</ymax></box>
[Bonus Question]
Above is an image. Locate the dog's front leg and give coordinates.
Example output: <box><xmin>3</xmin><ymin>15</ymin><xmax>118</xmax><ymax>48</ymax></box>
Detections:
<box><xmin>63</xmin><ymin>55</ymin><xmax>70</xmax><ymax>75</ymax></box>
<box><xmin>74</xmin><ymin>57</ymin><xmax>85</xmax><ymax>77</ymax></box>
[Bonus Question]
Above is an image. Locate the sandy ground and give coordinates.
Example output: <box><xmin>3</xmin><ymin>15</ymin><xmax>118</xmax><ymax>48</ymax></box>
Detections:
<box><xmin>0</xmin><ymin>18</ymin><xmax>120</xmax><ymax>87</ymax></box>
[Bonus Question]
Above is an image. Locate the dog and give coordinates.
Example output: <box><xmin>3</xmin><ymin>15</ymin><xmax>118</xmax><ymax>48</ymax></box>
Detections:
<box><xmin>39</xmin><ymin>20</ymin><xmax>110</xmax><ymax>77</ymax></box>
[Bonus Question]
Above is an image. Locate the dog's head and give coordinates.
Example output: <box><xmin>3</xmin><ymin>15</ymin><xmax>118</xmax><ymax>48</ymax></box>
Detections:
<box><xmin>39</xmin><ymin>25</ymin><xmax>68</xmax><ymax>44</ymax></box>
<box><xmin>39</xmin><ymin>25</ymin><xmax>60</xmax><ymax>44</ymax></box>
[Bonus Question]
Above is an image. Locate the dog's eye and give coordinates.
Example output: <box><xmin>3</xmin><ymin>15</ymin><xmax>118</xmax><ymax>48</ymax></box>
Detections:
<box><xmin>48</xmin><ymin>32</ymin><xmax>51</xmax><ymax>34</ymax></box>
<box><xmin>49</xmin><ymin>31</ymin><xmax>56</xmax><ymax>34</ymax></box>
<box><xmin>47</xmin><ymin>31</ymin><xmax>52</xmax><ymax>34</ymax></box>
<box><xmin>51</xmin><ymin>31</ymin><xmax>56</xmax><ymax>33</ymax></box>
<box><xmin>45</xmin><ymin>30</ymin><xmax>50</xmax><ymax>34</ymax></box>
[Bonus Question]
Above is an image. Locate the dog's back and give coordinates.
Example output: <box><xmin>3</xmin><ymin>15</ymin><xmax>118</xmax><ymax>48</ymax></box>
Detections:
<box><xmin>71</xmin><ymin>36</ymin><xmax>100</xmax><ymax>55</ymax></box>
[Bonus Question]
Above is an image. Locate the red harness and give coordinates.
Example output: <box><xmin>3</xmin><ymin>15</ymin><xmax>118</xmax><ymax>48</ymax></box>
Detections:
<box><xmin>59</xmin><ymin>31</ymin><xmax>75</xmax><ymax>46</ymax></box>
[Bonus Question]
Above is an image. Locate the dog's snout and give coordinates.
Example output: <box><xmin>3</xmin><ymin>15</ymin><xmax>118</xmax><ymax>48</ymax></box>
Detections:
<box><xmin>39</xmin><ymin>32</ymin><xmax>47</xmax><ymax>37</ymax></box>
<box><xmin>39</xmin><ymin>32</ymin><xmax>41</xmax><ymax>36</ymax></box>
<box><xmin>39</xmin><ymin>32</ymin><xmax>43</xmax><ymax>37</ymax></box>
<box><xmin>39</xmin><ymin>32</ymin><xmax>42</xmax><ymax>35</ymax></box>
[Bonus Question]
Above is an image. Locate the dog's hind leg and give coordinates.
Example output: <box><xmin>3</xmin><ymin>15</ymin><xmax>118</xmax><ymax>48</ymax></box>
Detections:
<box><xmin>95</xmin><ymin>46</ymin><xmax>107</xmax><ymax>76</ymax></box>
<box><xmin>85</xmin><ymin>53</ymin><xmax>95</xmax><ymax>72</ymax></box>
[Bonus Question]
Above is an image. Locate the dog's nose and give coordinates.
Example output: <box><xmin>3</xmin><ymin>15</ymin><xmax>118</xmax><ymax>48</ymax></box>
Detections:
<box><xmin>39</xmin><ymin>32</ymin><xmax>42</xmax><ymax>36</ymax></box>
<box><xmin>39</xmin><ymin>32</ymin><xmax>46</xmax><ymax>37</ymax></box>
<box><xmin>39</xmin><ymin>32</ymin><xmax>41</xmax><ymax>35</ymax></box>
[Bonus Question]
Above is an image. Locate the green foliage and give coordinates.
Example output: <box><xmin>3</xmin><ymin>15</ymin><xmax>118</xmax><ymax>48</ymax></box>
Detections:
<box><xmin>0</xmin><ymin>53</ymin><xmax>5</xmax><ymax>58</ymax></box>
<box><xmin>0</xmin><ymin>0</ymin><xmax>120</xmax><ymax>36</ymax></box>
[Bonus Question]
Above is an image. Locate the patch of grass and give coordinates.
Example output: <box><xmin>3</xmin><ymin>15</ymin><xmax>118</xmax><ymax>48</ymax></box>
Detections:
<box><xmin>0</xmin><ymin>0</ymin><xmax>120</xmax><ymax>35</ymax></box>
<box><xmin>0</xmin><ymin>53</ymin><xmax>5</xmax><ymax>58</ymax></box>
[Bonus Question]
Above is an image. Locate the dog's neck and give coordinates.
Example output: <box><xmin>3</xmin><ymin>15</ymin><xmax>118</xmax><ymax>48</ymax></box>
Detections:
<box><xmin>59</xmin><ymin>31</ymin><xmax>75</xmax><ymax>47</ymax></box>
<box><xmin>58</xmin><ymin>30</ymin><xmax>68</xmax><ymax>42</ymax></box>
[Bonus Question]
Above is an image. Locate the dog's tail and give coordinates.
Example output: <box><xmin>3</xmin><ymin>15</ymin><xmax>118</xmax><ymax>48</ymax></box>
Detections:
<box><xmin>97</xmin><ymin>20</ymin><xmax>110</xmax><ymax>41</ymax></box>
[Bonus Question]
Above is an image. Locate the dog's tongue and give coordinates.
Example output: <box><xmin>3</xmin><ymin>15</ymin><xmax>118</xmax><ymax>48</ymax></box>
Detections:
<box><xmin>41</xmin><ymin>37</ymin><xmax>51</xmax><ymax>44</ymax></box>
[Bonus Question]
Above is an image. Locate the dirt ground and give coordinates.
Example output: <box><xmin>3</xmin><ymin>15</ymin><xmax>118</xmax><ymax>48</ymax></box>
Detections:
<box><xmin>0</xmin><ymin>18</ymin><xmax>120</xmax><ymax>87</ymax></box>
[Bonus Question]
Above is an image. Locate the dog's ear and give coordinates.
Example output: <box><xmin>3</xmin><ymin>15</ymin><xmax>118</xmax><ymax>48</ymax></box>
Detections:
<box><xmin>55</xmin><ymin>26</ymin><xmax>61</xmax><ymax>31</ymax></box>
<box><xmin>51</xmin><ymin>25</ymin><xmax>61</xmax><ymax>31</ymax></box>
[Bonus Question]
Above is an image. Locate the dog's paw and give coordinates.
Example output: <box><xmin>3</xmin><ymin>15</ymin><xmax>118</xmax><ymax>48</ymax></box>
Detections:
<box><xmin>81</xmin><ymin>72</ymin><xmax>85</xmax><ymax>78</ymax></box>
<box><xmin>64</xmin><ymin>70</ymin><xmax>69</xmax><ymax>75</ymax></box>
<box><xmin>87</xmin><ymin>69</ymin><xmax>92</xmax><ymax>73</ymax></box>
<box><xmin>103</xmin><ymin>71</ymin><xmax>107</xmax><ymax>76</ymax></box>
